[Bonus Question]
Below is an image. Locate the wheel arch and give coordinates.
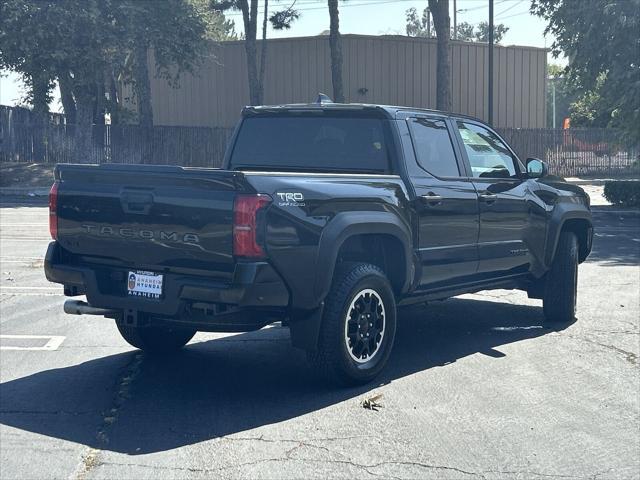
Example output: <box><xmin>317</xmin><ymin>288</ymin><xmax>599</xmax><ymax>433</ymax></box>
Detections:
<box><xmin>314</xmin><ymin>212</ymin><xmax>413</xmax><ymax>303</ymax></box>
<box><xmin>545</xmin><ymin>206</ymin><xmax>593</xmax><ymax>267</ymax></box>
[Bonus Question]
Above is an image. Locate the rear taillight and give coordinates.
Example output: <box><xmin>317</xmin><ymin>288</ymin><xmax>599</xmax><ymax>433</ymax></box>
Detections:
<box><xmin>233</xmin><ymin>194</ymin><xmax>271</xmax><ymax>258</ymax></box>
<box><xmin>49</xmin><ymin>181</ymin><xmax>59</xmax><ymax>240</ymax></box>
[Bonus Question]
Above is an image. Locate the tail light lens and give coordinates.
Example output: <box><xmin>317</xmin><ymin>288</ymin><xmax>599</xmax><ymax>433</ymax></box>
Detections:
<box><xmin>49</xmin><ymin>181</ymin><xmax>59</xmax><ymax>240</ymax></box>
<box><xmin>233</xmin><ymin>194</ymin><xmax>271</xmax><ymax>258</ymax></box>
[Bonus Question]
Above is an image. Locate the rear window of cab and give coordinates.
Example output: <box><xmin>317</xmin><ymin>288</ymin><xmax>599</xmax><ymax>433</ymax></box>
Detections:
<box><xmin>229</xmin><ymin>115</ymin><xmax>392</xmax><ymax>174</ymax></box>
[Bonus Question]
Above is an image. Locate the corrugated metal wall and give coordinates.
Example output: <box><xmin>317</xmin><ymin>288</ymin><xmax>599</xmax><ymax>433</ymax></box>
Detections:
<box><xmin>132</xmin><ymin>34</ymin><xmax>546</xmax><ymax>129</ymax></box>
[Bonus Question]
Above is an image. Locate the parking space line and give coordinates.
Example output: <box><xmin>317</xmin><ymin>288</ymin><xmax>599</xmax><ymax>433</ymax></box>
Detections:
<box><xmin>0</xmin><ymin>293</ymin><xmax>62</xmax><ymax>296</ymax></box>
<box><xmin>0</xmin><ymin>335</ymin><xmax>66</xmax><ymax>351</ymax></box>
<box><xmin>1</xmin><ymin>286</ymin><xmax>60</xmax><ymax>290</ymax></box>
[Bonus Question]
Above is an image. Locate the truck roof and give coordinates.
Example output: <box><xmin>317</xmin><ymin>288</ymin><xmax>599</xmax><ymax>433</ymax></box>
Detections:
<box><xmin>242</xmin><ymin>102</ymin><xmax>484</xmax><ymax>123</ymax></box>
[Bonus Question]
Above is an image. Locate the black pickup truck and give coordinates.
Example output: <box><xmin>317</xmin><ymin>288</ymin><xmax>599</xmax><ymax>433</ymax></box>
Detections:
<box><xmin>45</xmin><ymin>102</ymin><xmax>593</xmax><ymax>385</ymax></box>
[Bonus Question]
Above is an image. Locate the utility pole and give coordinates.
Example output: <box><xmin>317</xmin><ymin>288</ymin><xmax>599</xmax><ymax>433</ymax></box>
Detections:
<box><xmin>488</xmin><ymin>0</ymin><xmax>494</xmax><ymax>125</ymax></box>
<box><xmin>453</xmin><ymin>0</ymin><xmax>457</xmax><ymax>40</ymax></box>
<box><xmin>426</xmin><ymin>7</ymin><xmax>431</xmax><ymax>37</ymax></box>
<box><xmin>551</xmin><ymin>77</ymin><xmax>557</xmax><ymax>128</ymax></box>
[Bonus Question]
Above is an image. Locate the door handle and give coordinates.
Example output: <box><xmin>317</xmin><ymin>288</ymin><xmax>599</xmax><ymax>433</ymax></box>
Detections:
<box><xmin>479</xmin><ymin>193</ymin><xmax>498</xmax><ymax>203</ymax></box>
<box><xmin>420</xmin><ymin>193</ymin><xmax>443</xmax><ymax>205</ymax></box>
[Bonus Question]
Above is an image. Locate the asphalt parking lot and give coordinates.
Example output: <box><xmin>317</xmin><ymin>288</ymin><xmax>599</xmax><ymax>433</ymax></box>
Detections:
<box><xmin>0</xmin><ymin>198</ymin><xmax>638</xmax><ymax>480</ymax></box>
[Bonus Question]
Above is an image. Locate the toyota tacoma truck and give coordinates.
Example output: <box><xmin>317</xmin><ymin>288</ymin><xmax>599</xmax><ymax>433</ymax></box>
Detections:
<box><xmin>45</xmin><ymin>101</ymin><xmax>593</xmax><ymax>385</ymax></box>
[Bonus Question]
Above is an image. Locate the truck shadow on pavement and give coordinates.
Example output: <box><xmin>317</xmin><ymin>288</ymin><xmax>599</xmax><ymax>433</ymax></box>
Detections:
<box><xmin>0</xmin><ymin>297</ymin><xmax>572</xmax><ymax>454</ymax></box>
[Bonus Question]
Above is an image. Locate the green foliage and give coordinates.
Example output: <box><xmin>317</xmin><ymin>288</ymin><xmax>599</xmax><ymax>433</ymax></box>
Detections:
<box><xmin>569</xmin><ymin>73</ymin><xmax>613</xmax><ymax>128</ymax></box>
<box><xmin>532</xmin><ymin>0</ymin><xmax>640</xmax><ymax>143</ymax></box>
<box><xmin>405</xmin><ymin>8</ymin><xmax>508</xmax><ymax>43</ymax></box>
<box><xmin>473</xmin><ymin>21</ymin><xmax>509</xmax><ymax>43</ymax></box>
<box><xmin>270</xmin><ymin>8</ymin><xmax>300</xmax><ymax>30</ymax></box>
<box><xmin>0</xmin><ymin>0</ymin><xmax>235</xmax><ymax>119</ymax></box>
<box><xmin>406</xmin><ymin>7</ymin><xmax>433</xmax><ymax>37</ymax></box>
<box><xmin>603</xmin><ymin>181</ymin><xmax>640</xmax><ymax>208</ymax></box>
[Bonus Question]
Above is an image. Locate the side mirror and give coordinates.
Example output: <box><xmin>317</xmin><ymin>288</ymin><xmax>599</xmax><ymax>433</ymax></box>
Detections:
<box><xmin>526</xmin><ymin>158</ymin><xmax>548</xmax><ymax>178</ymax></box>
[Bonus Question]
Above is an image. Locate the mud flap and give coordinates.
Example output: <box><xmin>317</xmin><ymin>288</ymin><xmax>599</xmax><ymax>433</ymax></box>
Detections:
<box><xmin>288</xmin><ymin>303</ymin><xmax>324</xmax><ymax>352</ymax></box>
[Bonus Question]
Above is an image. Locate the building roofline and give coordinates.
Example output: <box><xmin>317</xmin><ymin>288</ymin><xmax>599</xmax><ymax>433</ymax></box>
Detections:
<box><xmin>212</xmin><ymin>33</ymin><xmax>548</xmax><ymax>52</ymax></box>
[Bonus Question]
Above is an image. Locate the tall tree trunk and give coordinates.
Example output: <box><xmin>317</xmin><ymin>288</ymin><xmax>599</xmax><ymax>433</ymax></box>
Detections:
<box><xmin>74</xmin><ymin>85</ymin><xmax>94</xmax><ymax>163</ymax></box>
<box><xmin>428</xmin><ymin>0</ymin><xmax>452</xmax><ymax>111</ymax></box>
<box><xmin>133</xmin><ymin>36</ymin><xmax>154</xmax><ymax>127</ymax></box>
<box><xmin>58</xmin><ymin>71</ymin><xmax>76</xmax><ymax>124</ymax></box>
<box><xmin>240</xmin><ymin>0</ymin><xmax>261</xmax><ymax>105</ymax></box>
<box><xmin>258</xmin><ymin>0</ymin><xmax>269</xmax><ymax>105</ymax></box>
<box><xmin>328</xmin><ymin>0</ymin><xmax>344</xmax><ymax>103</ymax></box>
<box><xmin>31</xmin><ymin>73</ymin><xmax>50</xmax><ymax>162</ymax></box>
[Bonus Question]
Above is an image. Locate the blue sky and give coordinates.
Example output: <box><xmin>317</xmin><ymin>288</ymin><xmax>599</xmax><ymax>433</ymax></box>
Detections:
<box><xmin>0</xmin><ymin>0</ymin><xmax>561</xmax><ymax>112</ymax></box>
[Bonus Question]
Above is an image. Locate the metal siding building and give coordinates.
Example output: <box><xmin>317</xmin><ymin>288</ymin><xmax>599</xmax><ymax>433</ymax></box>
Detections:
<box><xmin>137</xmin><ymin>34</ymin><xmax>546</xmax><ymax>129</ymax></box>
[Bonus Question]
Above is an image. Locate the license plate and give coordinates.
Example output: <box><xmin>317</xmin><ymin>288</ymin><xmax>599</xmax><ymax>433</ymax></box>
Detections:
<box><xmin>127</xmin><ymin>270</ymin><xmax>163</xmax><ymax>299</ymax></box>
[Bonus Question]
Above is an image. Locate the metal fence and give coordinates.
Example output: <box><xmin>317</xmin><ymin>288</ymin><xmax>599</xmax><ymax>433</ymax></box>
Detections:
<box><xmin>1</xmin><ymin>118</ymin><xmax>638</xmax><ymax>177</ymax></box>
<box><xmin>0</xmin><ymin>123</ymin><xmax>234</xmax><ymax>167</ymax></box>
<box><xmin>497</xmin><ymin>128</ymin><xmax>639</xmax><ymax>178</ymax></box>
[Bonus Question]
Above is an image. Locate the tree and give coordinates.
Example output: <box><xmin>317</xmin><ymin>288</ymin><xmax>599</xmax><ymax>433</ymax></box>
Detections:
<box><xmin>453</xmin><ymin>21</ymin><xmax>475</xmax><ymax>41</ymax></box>
<box><xmin>569</xmin><ymin>73</ymin><xmax>613</xmax><ymax>128</ymax></box>
<box><xmin>470</xmin><ymin>21</ymin><xmax>509</xmax><ymax>44</ymax></box>
<box><xmin>213</xmin><ymin>1</ymin><xmax>298</xmax><ymax>105</ymax></box>
<box><xmin>0</xmin><ymin>0</ymin><xmax>112</xmax><ymax>160</ymax></box>
<box><xmin>406</xmin><ymin>7</ymin><xmax>433</xmax><ymax>37</ymax></box>
<box><xmin>406</xmin><ymin>10</ymin><xmax>508</xmax><ymax>44</ymax></box>
<box><xmin>327</xmin><ymin>0</ymin><xmax>345</xmax><ymax>103</ymax></box>
<box><xmin>532</xmin><ymin>0</ymin><xmax>640</xmax><ymax>142</ymax></box>
<box><xmin>0</xmin><ymin>0</ymin><xmax>228</xmax><ymax>161</ymax></box>
<box><xmin>428</xmin><ymin>0</ymin><xmax>451</xmax><ymax>111</ymax></box>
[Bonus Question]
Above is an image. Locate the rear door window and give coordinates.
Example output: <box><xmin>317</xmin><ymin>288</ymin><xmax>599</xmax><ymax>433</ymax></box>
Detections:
<box><xmin>230</xmin><ymin>115</ymin><xmax>391</xmax><ymax>173</ymax></box>
<box><xmin>408</xmin><ymin>118</ymin><xmax>460</xmax><ymax>177</ymax></box>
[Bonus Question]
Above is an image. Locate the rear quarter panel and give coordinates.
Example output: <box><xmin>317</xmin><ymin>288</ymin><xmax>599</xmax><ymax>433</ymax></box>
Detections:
<box><xmin>244</xmin><ymin>173</ymin><xmax>412</xmax><ymax>309</ymax></box>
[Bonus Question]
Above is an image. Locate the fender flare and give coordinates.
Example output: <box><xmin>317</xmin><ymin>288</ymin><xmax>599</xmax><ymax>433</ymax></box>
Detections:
<box><xmin>314</xmin><ymin>211</ymin><xmax>414</xmax><ymax>302</ymax></box>
<box><xmin>544</xmin><ymin>204</ymin><xmax>593</xmax><ymax>267</ymax></box>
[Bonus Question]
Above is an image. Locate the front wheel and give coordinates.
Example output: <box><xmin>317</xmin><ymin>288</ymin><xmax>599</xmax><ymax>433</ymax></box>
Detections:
<box><xmin>309</xmin><ymin>263</ymin><xmax>397</xmax><ymax>386</ymax></box>
<box><xmin>543</xmin><ymin>231</ymin><xmax>579</xmax><ymax>323</ymax></box>
<box><xmin>116</xmin><ymin>320</ymin><xmax>196</xmax><ymax>354</ymax></box>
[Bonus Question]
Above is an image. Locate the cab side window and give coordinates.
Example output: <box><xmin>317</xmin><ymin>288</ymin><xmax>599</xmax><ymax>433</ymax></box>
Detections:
<box><xmin>456</xmin><ymin>121</ymin><xmax>518</xmax><ymax>179</ymax></box>
<box><xmin>409</xmin><ymin>118</ymin><xmax>460</xmax><ymax>178</ymax></box>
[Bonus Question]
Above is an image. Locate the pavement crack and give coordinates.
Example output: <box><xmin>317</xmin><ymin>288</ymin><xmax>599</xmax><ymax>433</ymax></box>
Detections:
<box><xmin>68</xmin><ymin>352</ymin><xmax>144</xmax><ymax>480</ymax></box>
<box><xmin>97</xmin><ymin>457</ymin><xmax>483</xmax><ymax>479</ymax></box>
<box><xmin>564</xmin><ymin>334</ymin><xmax>638</xmax><ymax>365</ymax></box>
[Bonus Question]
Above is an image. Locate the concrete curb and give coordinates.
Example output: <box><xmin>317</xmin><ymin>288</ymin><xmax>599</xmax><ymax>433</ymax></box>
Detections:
<box><xmin>0</xmin><ymin>187</ymin><xmax>50</xmax><ymax>197</ymax></box>
<box><xmin>566</xmin><ymin>178</ymin><xmax>640</xmax><ymax>186</ymax></box>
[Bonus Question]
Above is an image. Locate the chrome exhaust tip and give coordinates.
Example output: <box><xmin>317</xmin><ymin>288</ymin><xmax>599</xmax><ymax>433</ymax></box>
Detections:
<box><xmin>64</xmin><ymin>300</ymin><xmax>118</xmax><ymax>316</ymax></box>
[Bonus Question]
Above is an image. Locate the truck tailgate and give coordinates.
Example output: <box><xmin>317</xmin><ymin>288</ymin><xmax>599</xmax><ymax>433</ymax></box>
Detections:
<box><xmin>54</xmin><ymin>164</ymin><xmax>251</xmax><ymax>279</ymax></box>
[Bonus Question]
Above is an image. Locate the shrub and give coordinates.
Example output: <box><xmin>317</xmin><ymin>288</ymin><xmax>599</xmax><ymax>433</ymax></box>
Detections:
<box><xmin>603</xmin><ymin>181</ymin><xmax>640</xmax><ymax>207</ymax></box>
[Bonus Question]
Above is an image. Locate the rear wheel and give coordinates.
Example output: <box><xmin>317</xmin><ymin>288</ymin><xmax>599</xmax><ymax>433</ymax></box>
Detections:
<box><xmin>309</xmin><ymin>263</ymin><xmax>397</xmax><ymax>386</ymax></box>
<box><xmin>116</xmin><ymin>320</ymin><xmax>196</xmax><ymax>353</ymax></box>
<box><xmin>543</xmin><ymin>231</ymin><xmax>579</xmax><ymax>323</ymax></box>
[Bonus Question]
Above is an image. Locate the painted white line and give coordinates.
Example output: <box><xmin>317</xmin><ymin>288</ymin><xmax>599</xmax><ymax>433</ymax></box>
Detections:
<box><xmin>0</xmin><ymin>286</ymin><xmax>60</xmax><ymax>290</ymax></box>
<box><xmin>0</xmin><ymin>239</ymin><xmax>50</xmax><ymax>242</ymax></box>
<box><xmin>0</xmin><ymin>292</ymin><xmax>64</xmax><ymax>297</ymax></box>
<box><xmin>0</xmin><ymin>260</ymin><xmax>42</xmax><ymax>264</ymax></box>
<box><xmin>0</xmin><ymin>237</ymin><xmax>50</xmax><ymax>240</ymax></box>
<box><xmin>0</xmin><ymin>335</ymin><xmax>66</xmax><ymax>351</ymax></box>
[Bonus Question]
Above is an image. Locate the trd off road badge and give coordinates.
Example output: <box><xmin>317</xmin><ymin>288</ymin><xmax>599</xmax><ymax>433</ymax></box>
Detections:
<box><xmin>276</xmin><ymin>192</ymin><xmax>305</xmax><ymax>207</ymax></box>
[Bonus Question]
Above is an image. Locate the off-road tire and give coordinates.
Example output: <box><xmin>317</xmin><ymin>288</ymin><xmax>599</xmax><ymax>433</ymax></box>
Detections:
<box><xmin>116</xmin><ymin>321</ymin><xmax>196</xmax><ymax>354</ymax></box>
<box><xmin>309</xmin><ymin>262</ymin><xmax>397</xmax><ymax>386</ymax></box>
<box><xmin>543</xmin><ymin>231</ymin><xmax>579</xmax><ymax>323</ymax></box>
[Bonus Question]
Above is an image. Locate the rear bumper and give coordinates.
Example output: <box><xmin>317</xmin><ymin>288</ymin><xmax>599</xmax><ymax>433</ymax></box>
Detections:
<box><xmin>44</xmin><ymin>242</ymin><xmax>290</xmax><ymax>318</ymax></box>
